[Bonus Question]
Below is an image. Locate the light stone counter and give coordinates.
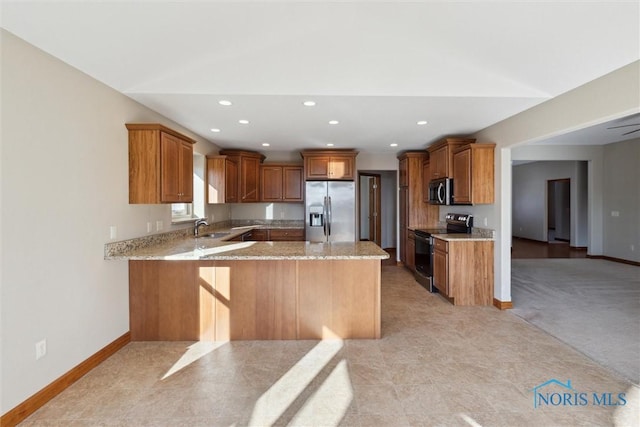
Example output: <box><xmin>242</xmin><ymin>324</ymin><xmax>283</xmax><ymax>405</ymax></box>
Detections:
<box><xmin>106</xmin><ymin>237</ymin><xmax>389</xmax><ymax>261</ymax></box>
<box><xmin>432</xmin><ymin>233</ymin><xmax>494</xmax><ymax>242</ymax></box>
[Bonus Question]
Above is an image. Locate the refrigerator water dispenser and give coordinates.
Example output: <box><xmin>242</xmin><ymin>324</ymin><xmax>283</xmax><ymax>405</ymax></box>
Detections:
<box><xmin>309</xmin><ymin>205</ymin><xmax>324</xmax><ymax>227</ymax></box>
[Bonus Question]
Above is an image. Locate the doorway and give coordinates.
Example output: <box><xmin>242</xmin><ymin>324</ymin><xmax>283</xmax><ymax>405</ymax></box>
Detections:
<box><xmin>359</xmin><ymin>173</ymin><xmax>381</xmax><ymax>246</ymax></box>
<box><xmin>547</xmin><ymin>178</ymin><xmax>571</xmax><ymax>243</ymax></box>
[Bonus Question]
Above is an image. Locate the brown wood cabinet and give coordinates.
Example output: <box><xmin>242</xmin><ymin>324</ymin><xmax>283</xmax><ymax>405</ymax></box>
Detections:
<box><xmin>269</xmin><ymin>228</ymin><xmax>304</xmax><ymax>241</ymax></box>
<box><xmin>219</xmin><ymin>150</ymin><xmax>265</xmax><ymax>203</ymax></box>
<box><xmin>126</xmin><ymin>123</ymin><xmax>195</xmax><ymax>204</ymax></box>
<box><xmin>301</xmin><ymin>150</ymin><xmax>358</xmax><ymax>180</ymax></box>
<box><xmin>452</xmin><ymin>143</ymin><xmax>496</xmax><ymax>205</ymax></box>
<box><xmin>397</xmin><ymin>152</ymin><xmax>439</xmax><ymax>265</ymax></box>
<box><xmin>245</xmin><ymin>228</ymin><xmax>305</xmax><ymax>241</ymax></box>
<box><xmin>206</xmin><ymin>155</ymin><xmax>226</xmax><ymax>204</ymax></box>
<box><xmin>249</xmin><ymin>229</ymin><xmax>269</xmax><ymax>241</ymax></box>
<box><xmin>433</xmin><ymin>237</ymin><xmax>494</xmax><ymax>306</ymax></box>
<box><xmin>407</xmin><ymin>231</ymin><xmax>416</xmax><ymax>272</ymax></box>
<box><xmin>426</xmin><ymin>137</ymin><xmax>475</xmax><ymax>180</ymax></box>
<box><xmin>129</xmin><ymin>258</ymin><xmax>381</xmax><ymax>341</ymax></box>
<box><xmin>260</xmin><ymin>164</ymin><xmax>303</xmax><ymax>202</ymax></box>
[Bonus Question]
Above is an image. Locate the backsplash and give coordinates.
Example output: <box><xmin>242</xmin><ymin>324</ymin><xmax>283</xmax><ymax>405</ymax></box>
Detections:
<box><xmin>230</xmin><ymin>203</ymin><xmax>304</xmax><ymax>220</ymax></box>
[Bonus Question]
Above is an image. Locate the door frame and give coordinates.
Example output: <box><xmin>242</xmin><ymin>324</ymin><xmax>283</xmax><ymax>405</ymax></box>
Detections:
<box><xmin>358</xmin><ymin>172</ymin><xmax>382</xmax><ymax>246</ymax></box>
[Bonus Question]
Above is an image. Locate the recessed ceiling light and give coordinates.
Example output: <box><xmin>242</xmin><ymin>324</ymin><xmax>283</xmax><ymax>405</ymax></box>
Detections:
<box><xmin>303</xmin><ymin>101</ymin><xmax>316</xmax><ymax>107</ymax></box>
<box><xmin>219</xmin><ymin>100</ymin><xmax>232</xmax><ymax>106</ymax></box>
<box><xmin>329</xmin><ymin>120</ymin><xmax>339</xmax><ymax>125</ymax></box>
<box><xmin>417</xmin><ymin>120</ymin><xmax>428</xmax><ymax>125</ymax></box>
<box><xmin>238</xmin><ymin>119</ymin><xmax>249</xmax><ymax>124</ymax></box>
<box><xmin>262</xmin><ymin>143</ymin><xmax>270</xmax><ymax>147</ymax></box>
<box><xmin>390</xmin><ymin>143</ymin><xmax>398</xmax><ymax>147</ymax></box>
<box><xmin>210</xmin><ymin>128</ymin><xmax>221</xmax><ymax>133</ymax></box>
<box><xmin>326</xmin><ymin>143</ymin><xmax>335</xmax><ymax>147</ymax></box>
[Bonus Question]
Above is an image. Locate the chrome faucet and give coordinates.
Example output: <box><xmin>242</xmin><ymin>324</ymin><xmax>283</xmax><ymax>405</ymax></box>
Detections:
<box><xmin>194</xmin><ymin>218</ymin><xmax>209</xmax><ymax>237</ymax></box>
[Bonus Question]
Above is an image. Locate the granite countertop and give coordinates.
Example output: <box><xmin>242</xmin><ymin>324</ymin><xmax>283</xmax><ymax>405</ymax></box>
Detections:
<box><xmin>432</xmin><ymin>233</ymin><xmax>494</xmax><ymax>242</ymax></box>
<box><xmin>105</xmin><ymin>221</ymin><xmax>389</xmax><ymax>260</ymax></box>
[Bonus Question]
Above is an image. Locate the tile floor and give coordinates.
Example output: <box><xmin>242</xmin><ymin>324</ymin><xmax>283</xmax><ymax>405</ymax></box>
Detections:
<box><xmin>20</xmin><ymin>266</ymin><xmax>639</xmax><ymax>426</ymax></box>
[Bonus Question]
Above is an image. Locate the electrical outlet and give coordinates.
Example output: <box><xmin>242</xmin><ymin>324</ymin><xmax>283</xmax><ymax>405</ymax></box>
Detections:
<box><xmin>611</xmin><ymin>211</ymin><xmax>620</xmax><ymax>217</ymax></box>
<box><xmin>631</xmin><ymin>245</ymin><xmax>635</xmax><ymax>252</ymax></box>
<box><xmin>147</xmin><ymin>222</ymin><xmax>153</xmax><ymax>233</ymax></box>
<box><xmin>35</xmin><ymin>339</ymin><xmax>47</xmax><ymax>360</ymax></box>
<box><xmin>280</xmin><ymin>211</ymin><xmax>285</xmax><ymax>219</ymax></box>
<box><xmin>483</xmin><ymin>217</ymin><xmax>488</xmax><ymax>227</ymax></box>
<box><xmin>156</xmin><ymin>220</ymin><xmax>163</xmax><ymax>231</ymax></box>
<box><xmin>109</xmin><ymin>226</ymin><xmax>117</xmax><ymax>240</ymax></box>
<box><xmin>210</xmin><ymin>213</ymin><xmax>215</xmax><ymax>222</ymax></box>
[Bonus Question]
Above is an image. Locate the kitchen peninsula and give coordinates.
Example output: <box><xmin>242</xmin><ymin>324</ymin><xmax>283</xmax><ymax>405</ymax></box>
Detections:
<box><xmin>106</xmin><ymin>226</ymin><xmax>389</xmax><ymax>341</ymax></box>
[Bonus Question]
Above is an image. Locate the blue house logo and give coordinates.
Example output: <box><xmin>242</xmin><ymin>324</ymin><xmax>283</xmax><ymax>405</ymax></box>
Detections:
<box><xmin>530</xmin><ymin>379</ymin><xmax>627</xmax><ymax>408</ymax></box>
<box><xmin>530</xmin><ymin>379</ymin><xmax>576</xmax><ymax>408</ymax></box>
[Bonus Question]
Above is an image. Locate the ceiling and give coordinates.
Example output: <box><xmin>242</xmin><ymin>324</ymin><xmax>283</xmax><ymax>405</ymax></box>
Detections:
<box><xmin>2</xmin><ymin>1</ymin><xmax>639</xmax><ymax>153</ymax></box>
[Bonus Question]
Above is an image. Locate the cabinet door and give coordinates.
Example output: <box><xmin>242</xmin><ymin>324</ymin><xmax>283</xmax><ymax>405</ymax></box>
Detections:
<box><xmin>270</xmin><ymin>229</ymin><xmax>305</xmax><ymax>241</ymax></box>
<box><xmin>407</xmin><ymin>232</ymin><xmax>416</xmax><ymax>271</ymax></box>
<box><xmin>329</xmin><ymin>156</ymin><xmax>354</xmax><ymax>180</ymax></box>
<box><xmin>206</xmin><ymin>156</ymin><xmax>226</xmax><ymax>204</ymax></box>
<box><xmin>240</xmin><ymin>156</ymin><xmax>260</xmax><ymax>202</ymax></box>
<box><xmin>399</xmin><ymin>188</ymin><xmax>408</xmax><ymax>263</ymax></box>
<box><xmin>433</xmin><ymin>248</ymin><xmax>448</xmax><ymax>296</ymax></box>
<box><xmin>306</xmin><ymin>157</ymin><xmax>331</xmax><ymax>179</ymax></box>
<box><xmin>160</xmin><ymin>133</ymin><xmax>192</xmax><ymax>202</ymax></box>
<box><xmin>179</xmin><ymin>140</ymin><xmax>193</xmax><ymax>201</ymax></box>
<box><xmin>422</xmin><ymin>160</ymin><xmax>430</xmax><ymax>203</ymax></box>
<box><xmin>250</xmin><ymin>229</ymin><xmax>269</xmax><ymax>241</ymax></box>
<box><xmin>431</xmin><ymin>146</ymin><xmax>447</xmax><ymax>180</ymax></box>
<box><xmin>283</xmin><ymin>166</ymin><xmax>303</xmax><ymax>201</ymax></box>
<box><xmin>452</xmin><ymin>149</ymin><xmax>471</xmax><ymax>204</ymax></box>
<box><xmin>225</xmin><ymin>158</ymin><xmax>239</xmax><ymax>203</ymax></box>
<box><xmin>261</xmin><ymin>166</ymin><xmax>283</xmax><ymax>201</ymax></box>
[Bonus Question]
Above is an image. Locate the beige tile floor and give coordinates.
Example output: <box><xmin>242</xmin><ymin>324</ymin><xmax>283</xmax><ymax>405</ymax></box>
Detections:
<box><xmin>20</xmin><ymin>266</ymin><xmax>639</xmax><ymax>426</ymax></box>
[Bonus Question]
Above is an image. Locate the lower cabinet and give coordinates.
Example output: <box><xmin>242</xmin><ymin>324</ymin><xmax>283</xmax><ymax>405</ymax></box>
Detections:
<box><xmin>433</xmin><ymin>238</ymin><xmax>494</xmax><ymax>306</ymax></box>
<box><xmin>406</xmin><ymin>231</ymin><xmax>416</xmax><ymax>272</ymax></box>
<box><xmin>243</xmin><ymin>228</ymin><xmax>305</xmax><ymax>242</ymax></box>
<box><xmin>129</xmin><ymin>259</ymin><xmax>381</xmax><ymax>340</ymax></box>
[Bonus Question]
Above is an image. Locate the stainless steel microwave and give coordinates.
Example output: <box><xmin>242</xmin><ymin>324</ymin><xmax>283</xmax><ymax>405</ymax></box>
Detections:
<box><xmin>428</xmin><ymin>178</ymin><xmax>453</xmax><ymax>205</ymax></box>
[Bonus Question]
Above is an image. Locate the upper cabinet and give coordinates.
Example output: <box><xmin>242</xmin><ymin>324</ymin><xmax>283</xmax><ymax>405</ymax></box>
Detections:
<box><xmin>426</xmin><ymin>137</ymin><xmax>475</xmax><ymax>180</ymax></box>
<box><xmin>300</xmin><ymin>150</ymin><xmax>358</xmax><ymax>180</ymax></box>
<box><xmin>452</xmin><ymin>143</ymin><xmax>496</xmax><ymax>205</ymax></box>
<box><xmin>126</xmin><ymin>123</ymin><xmax>195</xmax><ymax>204</ymax></box>
<box><xmin>260</xmin><ymin>164</ymin><xmax>303</xmax><ymax>202</ymax></box>
<box><xmin>219</xmin><ymin>150</ymin><xmax>265</xmax><ymax>203</ymax></box>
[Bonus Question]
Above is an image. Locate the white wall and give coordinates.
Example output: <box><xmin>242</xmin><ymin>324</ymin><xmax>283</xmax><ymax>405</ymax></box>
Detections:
<box><xmin>602</xmin><ymin>139</ymin><xmax>640</xmax><ymax>262</ymax></box>
<box><xmin>511</xmin><ymin>161</ymin><xmax>588</xmax><ymax>247</ymax></box>
<box><xmin>0</xmin><ymin>30</ymin><xmax>220</xmax><ymax>413</ymax></box>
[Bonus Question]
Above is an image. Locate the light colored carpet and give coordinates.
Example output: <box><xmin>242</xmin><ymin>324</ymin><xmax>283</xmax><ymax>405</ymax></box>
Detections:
<box><xmin>511</xmin><ymin>258</ymin><xmax>640</xmax><ymax>384</ymax></box>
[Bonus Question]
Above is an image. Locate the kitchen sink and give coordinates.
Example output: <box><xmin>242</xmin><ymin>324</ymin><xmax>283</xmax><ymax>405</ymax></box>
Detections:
<box><xmin>202</xmin><ymin>232</ymin><xmax>231</xmax><ymax>239</ymax></box>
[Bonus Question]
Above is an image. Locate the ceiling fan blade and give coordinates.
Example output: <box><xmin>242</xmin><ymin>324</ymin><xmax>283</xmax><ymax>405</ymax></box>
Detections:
<box><xmin>622</xmin><ymin>128</ymin><xmax>640</xmax><ymax>136</ymax></box>
<box><xmin>607</xmin><ymin>123</ymin><xmax>640</xmax><ymax>129</ymax></box>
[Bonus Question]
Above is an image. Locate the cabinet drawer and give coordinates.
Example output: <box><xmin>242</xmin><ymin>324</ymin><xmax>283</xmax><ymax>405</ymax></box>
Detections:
<box><xmin>434</xmin><ymin>238</ymin><xmax>448</xmax><ymax>252</ymax></box>
<box><xmin>270</xmin><ymin>229</ymin><xmax>304</xmax><ymax>241</ymax></box>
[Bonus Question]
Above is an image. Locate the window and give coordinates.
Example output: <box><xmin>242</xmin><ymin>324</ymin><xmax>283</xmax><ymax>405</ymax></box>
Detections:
<box><xmin>171</xmin><ymin>203</ymin><xmax>193</xmax><ymax>222</ymax></box>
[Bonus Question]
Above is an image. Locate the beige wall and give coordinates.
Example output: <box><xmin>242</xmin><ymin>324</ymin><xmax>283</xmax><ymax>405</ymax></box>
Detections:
<box><xmin>471</xmin><ymin>61</ymin><xmax>640</xmax><ymax>302</ymax></box>
<box><xmin>0</xmin><ymin>30</ymin><xmax>220</xmax><ymax>413</ymax></box>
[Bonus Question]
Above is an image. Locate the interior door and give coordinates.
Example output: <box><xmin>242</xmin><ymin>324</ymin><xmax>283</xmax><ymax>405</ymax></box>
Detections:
<box><xmin>368</xmin><ymin>175</ymin><xmax>382</xmax><ymax>246</ymax></box>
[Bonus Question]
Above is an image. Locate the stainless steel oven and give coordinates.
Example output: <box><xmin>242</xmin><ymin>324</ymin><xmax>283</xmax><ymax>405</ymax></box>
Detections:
<box><xmin>414</xmin><ymin>213</ymin><xmax>473</xmax><ymax>292</ymax></box>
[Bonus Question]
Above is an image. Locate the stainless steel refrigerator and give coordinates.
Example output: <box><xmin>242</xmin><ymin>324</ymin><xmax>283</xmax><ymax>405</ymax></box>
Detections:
<box><xmin>305</xmin><ymin>181</ymin><xmax>356</xmax><ymax>243</ymax></box>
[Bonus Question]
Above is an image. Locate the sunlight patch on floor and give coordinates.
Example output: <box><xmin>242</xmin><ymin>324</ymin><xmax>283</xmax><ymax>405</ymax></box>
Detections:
<box><xmin>248</xmin><ymin>339</ymin><xmax>345</xmax><ymax>427</ymax></box>
<box><xmin>288</xmin><ymin>359</ymin><xmax>353</xmax><ymax>426</ymax></box>
<box><xmin>161</xmin><ymin>341</ymin><xmax>226</xmax><ymax>380</ymax></box>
